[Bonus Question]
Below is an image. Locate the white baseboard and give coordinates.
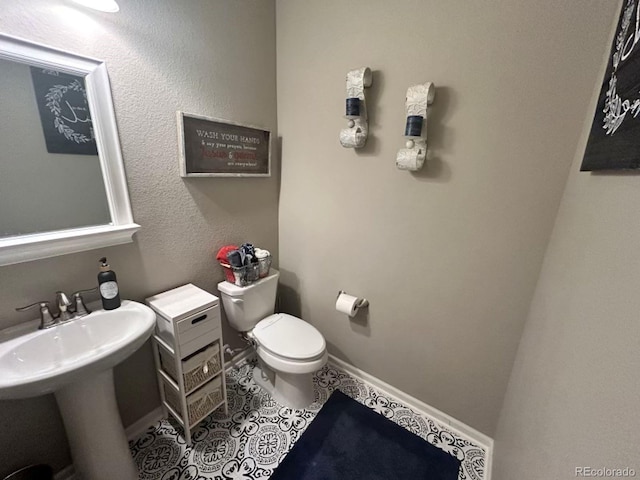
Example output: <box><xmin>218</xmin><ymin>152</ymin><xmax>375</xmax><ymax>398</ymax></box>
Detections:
<box><xmin>328</xmin><ymin>354</ymin><xmax>493</xmax><ymax>479</ymax></box>
<box><xmin>125</xmin><ymin>406</ymin><xmax>164</xmax><ymax>440</ymax></box>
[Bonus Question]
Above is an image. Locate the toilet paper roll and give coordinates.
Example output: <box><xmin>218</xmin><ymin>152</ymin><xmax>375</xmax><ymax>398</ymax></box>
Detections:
<box><xmin>336</xmin><ymin>293</ymin><xmax>360</xmax><ymax>317</ymax></box>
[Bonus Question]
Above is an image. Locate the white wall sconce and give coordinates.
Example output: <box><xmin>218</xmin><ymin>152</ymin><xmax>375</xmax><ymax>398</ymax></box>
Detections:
<box><xmin>396</xmin><ymin>82</ymin><xmax>436</xmax><ymax>171</ymax></box>
<box><xmin>339</xmin><ymin>67</ymin><xmax>372</xmax><ymax>149</ymax></box>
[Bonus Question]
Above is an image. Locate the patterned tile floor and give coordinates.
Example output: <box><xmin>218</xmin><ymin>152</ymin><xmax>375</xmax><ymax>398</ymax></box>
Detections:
<box><xmin>129</xmin><ymin>359</ymin><xmax>487</xmax><ymax>480</ymax></box>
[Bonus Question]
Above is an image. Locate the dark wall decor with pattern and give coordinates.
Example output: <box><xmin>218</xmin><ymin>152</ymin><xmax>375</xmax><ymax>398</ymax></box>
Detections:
<box><xmin>30</xmin><ymin>68</ymin><xmax>98</xmax><ymax>156</ymax></box>
<box><xmin>581</xmin><ymin>0</ymin><xmax>640</xmax><ymax>171</ymax></box>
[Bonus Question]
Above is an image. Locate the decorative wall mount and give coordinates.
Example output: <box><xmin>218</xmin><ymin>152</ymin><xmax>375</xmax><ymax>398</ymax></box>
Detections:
<box><xmin>396</xmin><ymin>82</ymin><xmax>436</xmax><ymax>172</ymax></box>
<box><xmin>339</xmin><ymin>67</ymin><xmax>372</xmax><ymax>149</ymax></box>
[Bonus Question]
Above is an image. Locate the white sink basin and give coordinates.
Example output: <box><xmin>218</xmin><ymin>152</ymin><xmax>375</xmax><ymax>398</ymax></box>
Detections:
<box><xmin>0</xmin><ymin>300</ymin><xmax>155</xmax><ymax>399</ymax></box>
<box><xmin>0</xmin><ymin>299</ymin><xmax>156</xmax><ymax>480</ymax></box>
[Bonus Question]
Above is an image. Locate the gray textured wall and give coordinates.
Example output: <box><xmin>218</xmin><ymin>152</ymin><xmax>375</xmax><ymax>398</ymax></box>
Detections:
<box><xmin>494</xmin><ymin>2</ymin><xmax>640</xmax><ymax>477</ymax></box>
<box><xmin>275</xmin><ymin>0</ymin><xmax>619</xmax><ymax>435</ymax></box>
<box><xmin>0</xmin><ymin>0</ymin><xmax>277</xmax><ymax>476</ymax></box>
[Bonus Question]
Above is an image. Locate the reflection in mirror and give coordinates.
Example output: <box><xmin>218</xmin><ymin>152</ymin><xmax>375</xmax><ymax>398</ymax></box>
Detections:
<box><xmin>0</xmin><ymin>34</ymin><xmax>140</xmax><ymax>266</ymax></box>
<box><xmin>0</xmin><ymin>58</ymin><xmax>111</xmax><ymax>237</ymax></box>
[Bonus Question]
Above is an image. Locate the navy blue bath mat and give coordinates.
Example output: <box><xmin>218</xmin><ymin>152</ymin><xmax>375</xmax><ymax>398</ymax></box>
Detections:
<box><xmin>270</xmin><ymin>390</ymin><xmax>461</xmax><ymax>480</ymax></box>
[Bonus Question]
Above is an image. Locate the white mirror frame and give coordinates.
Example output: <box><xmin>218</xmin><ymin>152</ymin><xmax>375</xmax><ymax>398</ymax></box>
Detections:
<box><xmin>0</xmin><ymin>34</ymin><xmax>140</xmax><ymax>266</ymax></box>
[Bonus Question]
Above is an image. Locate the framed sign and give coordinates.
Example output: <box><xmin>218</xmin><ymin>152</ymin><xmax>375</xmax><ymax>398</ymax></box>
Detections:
<box><xmin>31</xmin><ymin>67</ymin><xmax>98</xmax><ymax>155</ymax></box>
<box><xmin>178</xmin><ymin>112</ymin><xmax>271</xmax><ymax>177</ymax></box>
<box><xmin>581</xmin><ymin>0</ymin><xmax>640</xmax><ymax>171</ymax></box>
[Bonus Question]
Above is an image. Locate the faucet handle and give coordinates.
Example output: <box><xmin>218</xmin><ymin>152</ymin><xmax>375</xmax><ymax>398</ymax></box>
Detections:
<box><xmin>72</xmin><ymin>287</ymin><xmax>98</xmax><ymax>317</ymax></box>
<box><xmin>16</xmin><ymin>301</ymin><xmax>57</xmax><ymax>329</ymax></box>
<box><xmin>72</xmin><ymin>287</ymin><xmax>98</xmax><ymax>297</ymax></box>
<box><xmin>16</xmin><ymin>301</ymin><xmax>50</xmax><ymax>312</ymax></box>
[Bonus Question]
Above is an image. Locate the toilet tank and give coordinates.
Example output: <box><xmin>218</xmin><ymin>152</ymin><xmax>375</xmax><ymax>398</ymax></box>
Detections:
<box><xmin>217</xmin><ymin>269</ymin><xmax>280</xmax><ymax>332</ymax></box>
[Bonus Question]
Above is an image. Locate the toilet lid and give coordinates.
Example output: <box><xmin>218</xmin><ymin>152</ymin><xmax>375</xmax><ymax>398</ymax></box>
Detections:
<box><xmin>254</xmin><ymin>313</ymin><xmax>325</xmax><ymax>360</ymax></box>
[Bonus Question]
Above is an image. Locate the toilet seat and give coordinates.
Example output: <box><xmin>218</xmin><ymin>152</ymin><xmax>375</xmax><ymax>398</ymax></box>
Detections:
<box><xmin>253</xmin><ymin>313</ymin><xmax>327</xmax><ymax>374</ymax></box>
<box><xmin>254</xmin><ymin>313</ymin><xmax>325</xmax><ymax>360</ymax></box>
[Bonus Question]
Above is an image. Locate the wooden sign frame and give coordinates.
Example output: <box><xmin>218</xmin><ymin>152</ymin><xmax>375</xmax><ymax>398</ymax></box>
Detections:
<box><xmin>177</xmin><ymin>112</ymin><xmax>271</xmax><ymax>177</ymax></box>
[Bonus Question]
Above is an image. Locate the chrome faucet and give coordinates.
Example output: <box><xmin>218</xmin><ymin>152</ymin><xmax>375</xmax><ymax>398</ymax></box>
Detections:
<box><xmin>16</xmin><ymin>287</ymin><xmax>98</xmax><ymax>329</ymax></box>
<box><xmin>56</xmin><ymin>291</ymin><xmax>73</xmax><ymax>323</ymax></box>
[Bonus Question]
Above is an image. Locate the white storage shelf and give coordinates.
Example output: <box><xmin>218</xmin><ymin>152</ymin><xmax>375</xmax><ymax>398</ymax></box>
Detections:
<box><xmin>146</xmin><ymin>284</ymin><xmax>228</xmax><ymax>444</ymax></box>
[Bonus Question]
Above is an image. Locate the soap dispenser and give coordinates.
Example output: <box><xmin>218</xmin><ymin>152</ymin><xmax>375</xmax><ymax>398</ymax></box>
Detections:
<box><xmin>98</xmin><ymin>257</ymin><xmax>121</xmax><ymax>310</ymax></box>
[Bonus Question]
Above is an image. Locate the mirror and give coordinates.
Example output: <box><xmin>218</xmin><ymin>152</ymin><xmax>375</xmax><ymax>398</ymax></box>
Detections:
<box><xmin>0</xmin><ymin>58</ymin><xmax>111</xmax><ymax>237</ymax></box>
<box><xmin>0</xmin><ymin>34</ymin><xmax>139</xmax><ymax>266</ymax></box>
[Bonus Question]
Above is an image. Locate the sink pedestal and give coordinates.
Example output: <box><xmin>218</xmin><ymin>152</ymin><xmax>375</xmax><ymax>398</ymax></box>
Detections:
<box><xmin>55</xmin><ymin>368</ymin><xmax>137</xmax><ymax>480</ymax></box>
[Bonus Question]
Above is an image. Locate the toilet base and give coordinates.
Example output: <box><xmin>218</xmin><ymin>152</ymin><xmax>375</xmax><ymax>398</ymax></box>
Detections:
<box><xmin>253</xmin><ymin>362</ymin><xmax>315</xmax><ymax>410</ymax></box>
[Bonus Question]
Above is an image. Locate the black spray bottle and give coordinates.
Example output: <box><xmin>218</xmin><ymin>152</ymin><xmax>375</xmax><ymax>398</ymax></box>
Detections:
<box><xmin>98</xmin><ymin>257</ymin><xmax>121</xmax><ymax>310</ymax></box>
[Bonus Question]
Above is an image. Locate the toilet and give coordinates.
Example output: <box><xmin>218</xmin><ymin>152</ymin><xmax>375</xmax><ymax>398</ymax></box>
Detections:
<box><xmin>217</xmin><ymin>269</ymin><xmax>327</xmax><ymax>409</ymax></box>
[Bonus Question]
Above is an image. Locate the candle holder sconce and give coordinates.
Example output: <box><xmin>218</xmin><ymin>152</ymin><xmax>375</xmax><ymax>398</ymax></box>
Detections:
<box><xmin>396</xmin><ymin>82</ymin><xmax>436</xmax><ymax>172</ymax></box>
<box><xmin>339</xmin><ymin>67</ymin><xmax>373</xmax><ymax>149</ymax></box>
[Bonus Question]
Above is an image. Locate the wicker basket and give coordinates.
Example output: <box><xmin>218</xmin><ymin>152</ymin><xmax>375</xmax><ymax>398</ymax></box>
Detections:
<box><xmin>164</xmin><ymin>376</ymin><xmax>223</xmax><ymax>427</ymax></box>
<box><xmin>159</xmin><ymin>342</ymin><xmax>221</xmax><ymax>394</ymax></box>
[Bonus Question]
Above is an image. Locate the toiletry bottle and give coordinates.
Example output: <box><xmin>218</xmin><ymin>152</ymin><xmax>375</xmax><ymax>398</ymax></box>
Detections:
<box><xmin>98</xmin><ymin>257</ymin><xmax>121</xmax><ymax>310</ymax></box>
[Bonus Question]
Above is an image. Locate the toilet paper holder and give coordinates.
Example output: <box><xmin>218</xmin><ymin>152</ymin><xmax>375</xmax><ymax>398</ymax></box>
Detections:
<box><xmin>396</xmin><ymin>82</ymin><xmax>436</xmax><ymax>172</ymax></box>
<box><xmin>337</xmin><ymin>290</ymin><xmax>369</xmax><ymax>309</ymax></box>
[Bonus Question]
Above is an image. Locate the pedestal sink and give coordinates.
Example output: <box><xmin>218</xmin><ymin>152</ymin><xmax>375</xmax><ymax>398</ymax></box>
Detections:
<box><xmin>0</xmin><ymin>300</ymin><xmax>156</xmax><ymax>480</ymax></box>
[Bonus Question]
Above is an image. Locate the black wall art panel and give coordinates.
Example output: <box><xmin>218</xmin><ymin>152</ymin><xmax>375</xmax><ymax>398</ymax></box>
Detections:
<box><xmin>581</xmin><ymin>0</ymin><xmax>640</xmax><ymax>171</ymax></box>
<box><xmin>31</xmin><ymin>67</ymin><xmax>98</xmax><ymax>156</ymax></box>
